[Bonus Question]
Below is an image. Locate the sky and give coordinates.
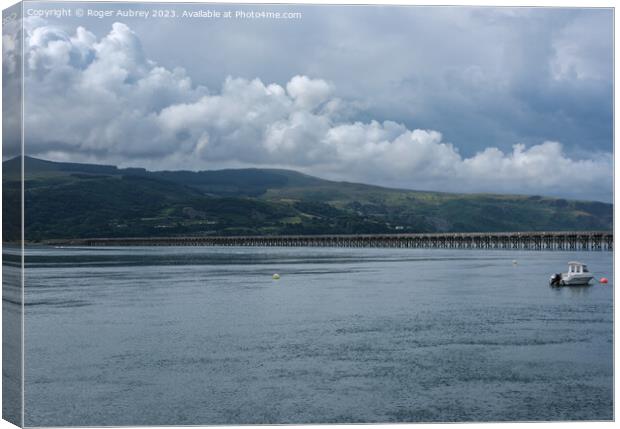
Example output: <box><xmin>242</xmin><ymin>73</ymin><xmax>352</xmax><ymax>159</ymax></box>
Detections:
<box><xmin>3</xmin><ymin>2</ymin><xmax>614</xmax><ymax>201</ymax></box>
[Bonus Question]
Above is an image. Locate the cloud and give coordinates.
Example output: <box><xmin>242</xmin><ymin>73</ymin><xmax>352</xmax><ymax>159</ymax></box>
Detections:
<box><xmin>458</xmin><ymin>142</ymin><xmax>612</xmax><ymax>198</ymax></box>
<box><xmin>286</xmin><ymin>75</ymin><xmax>333</xmax><ymax>110</ymax></box>
<box><xmin>102</xmin><ymin>6</ymin><xmax>612</xmax><ymax>157</ymax></box>
<box><xmin>550</xmin><ymin>12</ymin><xmax>613</xmax><ymax>82</ymax></box>
<box><xmin>24</xmin><ymin>20</ymin><xmax>206</xmax><ymax>157</ymax></box>
<box><xmin>2</xmin><ymin>33</ymin><xmax>17</xmax><ymax>76</ymax></box>
<box><xmin>2</xmin><ymin>15</ymin><xmax>22</xmax><ymax>159</ymax></box>
<box><xmin>21</xmin><ymin>20</ymin><xmax>612</xmax><ymax>202</ymax></box>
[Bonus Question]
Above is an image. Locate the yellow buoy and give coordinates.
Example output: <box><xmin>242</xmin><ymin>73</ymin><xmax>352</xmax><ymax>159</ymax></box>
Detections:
<box><xmin>272</xmin><ymin>273</ymin><xmax>280</xmax><ymax>280</ymax></box>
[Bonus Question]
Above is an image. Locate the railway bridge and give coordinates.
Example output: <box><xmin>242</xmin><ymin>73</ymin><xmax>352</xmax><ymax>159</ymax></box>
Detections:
<box><xmin>47</xmin><ymin>231</ymin><xmax>613</xmax><ymax>251</ymax></box>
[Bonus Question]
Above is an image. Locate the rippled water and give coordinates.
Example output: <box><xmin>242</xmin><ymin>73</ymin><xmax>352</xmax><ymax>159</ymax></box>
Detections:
<box><xmin>17</xmin><ymin>246</ymin><xmax>613</xmax><ymax>425</ymax></box>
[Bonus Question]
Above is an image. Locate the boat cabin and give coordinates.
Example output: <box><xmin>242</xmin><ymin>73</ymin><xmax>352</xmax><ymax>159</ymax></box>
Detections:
<box><xmin>568</xmin><ymin>261</ymin><xmax>589</xmax><ymax>274</ymax></box>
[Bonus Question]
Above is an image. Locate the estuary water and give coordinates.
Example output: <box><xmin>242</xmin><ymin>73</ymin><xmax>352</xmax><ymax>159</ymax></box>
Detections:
<box><xmin>21</xmin><ymin>246</ymin><xmax>613</xmax><ymax>425</ymax></box>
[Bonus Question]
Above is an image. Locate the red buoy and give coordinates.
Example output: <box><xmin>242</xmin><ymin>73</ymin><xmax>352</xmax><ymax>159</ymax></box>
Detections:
<box><xmin>599</xmin><ymin>277</ymin><xmax>609</xmax><ymax>284</ymax></box>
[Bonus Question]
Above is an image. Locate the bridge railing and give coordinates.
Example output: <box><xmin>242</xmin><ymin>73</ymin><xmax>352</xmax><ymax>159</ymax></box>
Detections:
<box><xmin>45</xmin><ymin>231</ymin><xmax>613</xmax><ymax>251</ymax></box>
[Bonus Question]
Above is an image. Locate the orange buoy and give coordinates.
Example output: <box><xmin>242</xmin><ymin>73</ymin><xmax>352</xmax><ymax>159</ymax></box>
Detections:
<box><xmin>599</xmin><ymin>277</ymin><xmax>609</xmax><ymax>284</ymax></box>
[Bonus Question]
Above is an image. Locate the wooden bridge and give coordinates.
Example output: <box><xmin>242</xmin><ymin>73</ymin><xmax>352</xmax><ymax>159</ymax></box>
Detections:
<box><xmin>47</xmin><ymin>231</ymin><xmax>613</xmax><ymax>251</ymax></box>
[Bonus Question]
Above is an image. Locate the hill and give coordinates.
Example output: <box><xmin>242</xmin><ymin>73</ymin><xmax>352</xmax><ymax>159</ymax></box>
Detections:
<box><xmin>2</xmin><ymin>156</ymin><xmax>612</xmax><ymax>242</ymax></box>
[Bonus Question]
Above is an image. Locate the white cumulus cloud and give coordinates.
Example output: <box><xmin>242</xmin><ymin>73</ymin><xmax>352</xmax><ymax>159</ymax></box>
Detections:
<box><xmin>21</xmin><ymin>20</ymin><xmax>612</xmax><ymax>201</ymax></box>
<box><xmin>286</xmin><ymin>75</ymin><xmax>333</xmax><ymax>110</ymax></box>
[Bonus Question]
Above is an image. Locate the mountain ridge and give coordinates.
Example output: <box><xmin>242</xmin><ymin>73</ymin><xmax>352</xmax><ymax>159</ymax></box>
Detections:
<box><xmin>5</xmin><ymin>155</ymin><xmax>608</xmax><ymax>201</ymax></box>
<box><xmin>2</xmin><ymin>156</ymin><xmax>613</xmax><ymax>241</ymax></box>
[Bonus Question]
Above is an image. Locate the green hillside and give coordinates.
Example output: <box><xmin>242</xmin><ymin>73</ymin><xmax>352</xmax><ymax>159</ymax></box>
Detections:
<box><xmin>2</xmin><ymin>156</ymin><xmax>612</xmax><ymax>242</ymax></box>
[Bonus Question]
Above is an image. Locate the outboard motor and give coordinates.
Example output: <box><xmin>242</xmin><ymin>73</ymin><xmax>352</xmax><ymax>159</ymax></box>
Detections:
<box><xmin>550</xmin><ymin>273</ymin><xmax>562</xmax><ymax>286</ymax></box>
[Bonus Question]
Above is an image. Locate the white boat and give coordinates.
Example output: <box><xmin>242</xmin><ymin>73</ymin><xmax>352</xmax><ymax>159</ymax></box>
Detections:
<box><xmin>549</xmin><ymin>261</ymin><xmax>594</xmax><ymax>286</ymax></box>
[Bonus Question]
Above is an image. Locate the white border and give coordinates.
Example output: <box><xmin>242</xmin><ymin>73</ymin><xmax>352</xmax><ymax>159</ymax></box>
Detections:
<box><xmin>0</xmin><ymin>1</ymin><xmax>616</xmax><ymax>429</ymax></box>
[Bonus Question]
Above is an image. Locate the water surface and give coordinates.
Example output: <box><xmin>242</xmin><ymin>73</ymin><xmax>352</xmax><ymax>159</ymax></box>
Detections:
<box><xmin>22</xmin><ymin>247</ymin><xmax>613</xmax><ymax>425</ymax></box>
